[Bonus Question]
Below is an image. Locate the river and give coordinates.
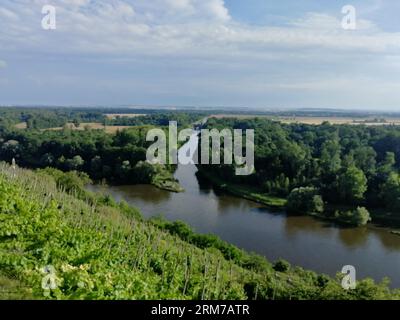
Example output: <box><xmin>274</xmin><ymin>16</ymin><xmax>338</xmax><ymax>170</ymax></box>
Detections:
<box><xmin>89</xmin><ymin>133</ymin><xmax>400</xmax><ymax>287</ymax></box>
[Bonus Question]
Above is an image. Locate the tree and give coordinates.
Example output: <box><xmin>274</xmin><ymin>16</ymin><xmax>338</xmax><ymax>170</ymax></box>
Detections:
<box><xmin>353</xmin><ymin>207</ymin><xmax>372</xmax><ymax>226</ymax></box>
<box><xmin>287</xmin><ymin>187</ymin><xmax>324</xmax><ymax>215</ymax></box>
<box><xmin>90</xmin><ymin>156</ymin><xmax>102</xmax><ymax>175</ymax></box>
<box><xmin>377</xmin><ymin>152</ymin><xmax>396</xmax><ymax>179</ymax></box>
<box><xmin>339</xmin><ymin>165</ymin><xmax>368</xmax><ymax>203</ymax></box>
<box><xmin>320</xmin><ymin>139</ymin><xmax>341</xmax><ymax>175</ymax></box>
<box><xmin>353</xmin><ymin>146</ymin><xmax>377</xmax><ymax>176</ymax></box>
<box><xmin>273</xmin><ymin>259</ymin><xmax>290</xmax><ymax>272</ymax></box>
<box><xmin>132</xmin><ymin>161</ymin><xmax>156</xmax><ymax>183</ymax></box>
<box><xmin>116</xmin><ymin>160</ymin><xmax>131</xmax><ymax>180</ymax></box>
<box><xmin>335</xmin><ymin>207</ymin><xmax>371</xmax><ymax>226</ymax></box>
<box><xmin>382</xmin><ymin>172</ymin><xmax>400</xmax><ymax>212</ymax></box>
<box><xmin>40</xmin><ymin>153</ymin><xmax>54</xmax><ymax>166</ymax></box>
<box><xmin>65</xmin><ymin>155</ymin><xmax>84</xmax><ymax>170</ymax></box>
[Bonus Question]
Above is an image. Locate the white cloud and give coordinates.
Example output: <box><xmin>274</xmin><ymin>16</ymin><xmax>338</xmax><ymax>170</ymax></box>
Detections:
<box><xmin>165</xmin><ymin>0</ymin><xmax>193</xmax><ymax>11</ymax></box>
<box><xmin>0</xmin><ymin>0</ymin><xmax>398</xmax><ymax>58</ymax></box>
<box><xmin>1</xmin><ymin>0</ymin><xmax>400</xmax><ymax>108</ymax></box>
<box><xmin>200</xmin><ymin>0</ymin><xmax>230</xmax><ymax>22</ymax></box>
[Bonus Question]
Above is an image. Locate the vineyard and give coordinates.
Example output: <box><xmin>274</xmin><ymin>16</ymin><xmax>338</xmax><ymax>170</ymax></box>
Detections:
<box><xmin>0</xmin><ymin>163</ymin><xmax>399</xmax><ymax>300</ymax></box>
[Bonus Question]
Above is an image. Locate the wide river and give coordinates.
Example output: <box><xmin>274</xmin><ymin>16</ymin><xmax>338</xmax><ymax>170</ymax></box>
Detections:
<box><xmin>89</xmin><ymin>133</ymin><xmax>400</xmax><ymax>287</ymax></box>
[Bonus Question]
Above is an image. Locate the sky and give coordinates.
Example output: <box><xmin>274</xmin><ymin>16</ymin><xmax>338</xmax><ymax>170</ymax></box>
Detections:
<box><xmin>1</xmin><ymin>0</ymin><xmax>400</xmax><ymax>110</ymax></box>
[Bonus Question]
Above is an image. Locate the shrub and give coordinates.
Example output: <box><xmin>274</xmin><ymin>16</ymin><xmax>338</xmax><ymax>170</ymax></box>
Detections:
<box><xmin>287</xmin><ymin>187</ymin><xmax>324</xmax><ymax>215</ymax></box>
<box><xmin>334</xmin><ymin>207</ymin><xmax>371</xmax><ymax>226</ymax></box>
<box><xmin>273</xmin><ymin>259</ymin><xmax>291</xmax><ymax>272</ymax></box>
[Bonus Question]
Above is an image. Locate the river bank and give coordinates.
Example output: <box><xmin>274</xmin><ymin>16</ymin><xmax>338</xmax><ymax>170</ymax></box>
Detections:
<box><xmin>152</xmin><ymin>170</ymin><xmax>184</xmax><ymax>192</ymax></box>
<box><xmin>196</xmin><ymin>169</ymin><xmax>287</xmax><ymax>209</ymax></box>
<box><xmin>196</xmin><ymin>168</ymin><xmax>400</xmax><ymax>233</ymax></box>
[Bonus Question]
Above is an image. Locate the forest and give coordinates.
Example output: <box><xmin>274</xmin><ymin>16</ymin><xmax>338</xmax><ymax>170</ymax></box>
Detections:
<box><xmin>0</xmin><ymin>107</ymin><xmax>204</xmax><ymax>130</ymax></box>
<box><xmin>198</xmin><ymin>117</ymin><xmax>400</xmax><ymax>226</ymax></box>
<box><xmin>0</xmin><ymin>108</ymin><xmax>205</xmax><ymax>191</ymax></box>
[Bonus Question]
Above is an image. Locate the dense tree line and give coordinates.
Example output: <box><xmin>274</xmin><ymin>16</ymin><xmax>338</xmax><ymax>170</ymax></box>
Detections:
<box><xmin>0</xmin><ymin>107</ymin><xmax>205</xmax><ymax>130</ymax></box>
<box><xmin>0</xmin><ymin>126</ymin><xmax>168</xmax><ymax>184</ymax></box>
<box><xmin>0</xmin><ymin>107</ymin><xmax>105</xmax><ymax>129</ymax></box>
<box><xmin>0</xmin><ymin>109</ymin><xmax>206</xmax><ymax>188</ymax></box>
<box><xmin>199</xmin><ymin>118</ymin><xmax>400</xmax><ymax>224</ymax></box>
<box><xmin>105</xmin><ymin>111</ymin><xmax>206</xmax><ymax>128</ymax></box>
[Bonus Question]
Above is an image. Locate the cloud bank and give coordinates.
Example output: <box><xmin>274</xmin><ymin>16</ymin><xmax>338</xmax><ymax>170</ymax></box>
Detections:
<box><xmin>0</xmin><ymin>0</ymin><xmax>400</xmax><ymax>109</ymax></box>
<box><xmin>1</xmin><ymin>0</ymin><xmax>399</xmax><ymax>56</ymax></box>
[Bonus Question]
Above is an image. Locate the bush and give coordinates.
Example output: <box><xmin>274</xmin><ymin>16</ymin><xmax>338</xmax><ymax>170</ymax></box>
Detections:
<box><xmin>287</xmin><ymin>187</ymin><xmax>324</xmax><ymax>215</ymax></box>
<box><xmin>273</xmin><ymin>259</ymin><xmax>291</xmax><ymax>272</ymax></box>
<box><xmin>334</xmin><ymin>207</ymin><xmax>371</xmax><ymax>226</ymax></box>
<box><xmin>37</xmin><ymin>168</ymin><xmax>92</xmax><ymax>198</ymax></box>
<box><xmin>164</xmin><ymin>220</ymin><xmax>193</xmax><ymax>241</ymax></box>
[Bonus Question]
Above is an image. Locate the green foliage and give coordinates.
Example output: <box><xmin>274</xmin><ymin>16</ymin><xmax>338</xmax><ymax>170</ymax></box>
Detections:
<box><xmin>37</xmin><ymin>168</ymin><xmax>92</xmax><ymax>199</ymax></box>
<box><xmin>105</xmin><ymin>112</ymin><xmax>205</xmax><ymax>128</ymax></box>
<box><xmin>287</xmin><ymin>187</ymin><xmax>324</xmax><ymax>215</ymax></box>
<box><xmin>382</xmin><ymin>172</ymin><xmax>400</xmax><ymax>212</ymax></box>
<box><xmin>65</xmin><ymin>155</ymin><xmax>85</xmax><ymax>171</ymax></box>
<box><xmin>150</xmin><ymin>218</ymin><xmax>244</xmax><ymax>264</ymax></box>
<box><xmin>0</xmin><ymin>274</ymin><xmax>35</xmax><ymax>300</ymax></box>
<box><xmin>334</xmin><ymin>207</ymin><xmax>372</xmax><ymax>226</ymax></box>
<box><xmin>321</xmin><ymin>138</ymin><xmax>342</xmax><ymax>174</ymax></box>
<box><xmin>118</xmin><ymin>200</ymin><xmax>142</xmax><ymax>221</ymax></box>
<box><xmin>339</xmin><ymin>165</ymin><xmax>368</xmax><ymax>203</ymax></box>
<box><xmin>273</xmin><ymin>259</ymin><xmax>291</xmax><ymax>273</ymax></box>
<box><xmin>0</xmin><ymin>164</ymin><xmax>399</xmax><ymax>300</ymax></box>
<box><xmin>200</xmin><ymin>117</ymin><xmax>400</xmax><ymax>223</ymax></box>
<box><xmin>0</xmin><ymin>119</ymin><xmax>182</xmax><ymax>190</ymax></box>
<box><xmin>0</xmin><ymin>107</ymin><xmax>105</xmax><ymax>129</ymax></box>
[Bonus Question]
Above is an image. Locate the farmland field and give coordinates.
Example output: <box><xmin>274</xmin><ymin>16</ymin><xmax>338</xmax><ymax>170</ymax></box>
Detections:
<box><xmin>105</xmin><ymin>113</ymin><xmax>147</xmax><ymax>119</ymax></box>
<box><xmin>43</xmin><ymin>122</ymin><xmax>135</xmax><ymax>133</ymax></box>
<box><xmin>14</xmin><ymin>122</ymin><xmax>27</xmax><ymax>129</ymax></box>
<box><xmin>210</xmin><ymin>114</ymin><xmax>400</xmax><ymax>126</ymax></box>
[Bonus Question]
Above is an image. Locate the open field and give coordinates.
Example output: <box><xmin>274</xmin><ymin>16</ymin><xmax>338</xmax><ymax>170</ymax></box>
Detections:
<box><xmin>43</xmin><ymin>122</ymin><xmax>134</xmax><ymax>134</ymax></box>
<box><xmin>279</xmin><ymin>116</ymin><xmax>400</xmax><ymax>126</ymax></box>
<box><xmin>210</xmin><ymin>114</ymin><xmax>400</xmax><ymax>126</ymax></box>
<box><xmin>14</xmin><ymin>122</ymin><xmax>27</xmax><ymax>129</ymax></box>
<box><xmin>210</xmin><ymin>114</ymin><xmax>271</xmax><ymax>119</ymax></box>
<box><xmin>105</xmin><ymin>113</ymin><xmax>146</xmax><ymax>119</ymax></box>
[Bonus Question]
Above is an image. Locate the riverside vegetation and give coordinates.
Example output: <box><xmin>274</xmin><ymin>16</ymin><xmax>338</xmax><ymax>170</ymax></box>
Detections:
<box><xmin>198</xmin><ymin>117</ymin><xmax>400</xmax><ymax>227</ymax></box>
<box><xmin>0</xmin><ymin>110</ymin><xmax>196</xmax><ymax>192</ymax></box>
<box><xmin>0</xmin><ymin>163</ymin><xmax>399</xmax><ymax>300</ymax></box>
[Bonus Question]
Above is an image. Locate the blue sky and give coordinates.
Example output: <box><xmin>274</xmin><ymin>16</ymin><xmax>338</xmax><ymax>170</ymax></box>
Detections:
<box><xmin>1</xmin><ymin>0</ymin><xmax>400</xmax><ymax>110</ymax></box>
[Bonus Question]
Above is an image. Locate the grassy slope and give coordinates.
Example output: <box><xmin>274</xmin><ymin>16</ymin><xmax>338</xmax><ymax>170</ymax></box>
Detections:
<box><xmin>0</xmin><ymin>163</ymin><xmax>398</xmax><ymax>300</ymax></box>
<box><xmin>0</xmin><ymin>274</ymin><xmax>34</xmax><ymax>300</ymax></box>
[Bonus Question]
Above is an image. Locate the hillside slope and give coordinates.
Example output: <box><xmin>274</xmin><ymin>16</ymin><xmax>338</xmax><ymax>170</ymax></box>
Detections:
<box><xmin>0</xmin><ymin>163</ymin><xmax>398</xmax><ymax>300</ymax></box>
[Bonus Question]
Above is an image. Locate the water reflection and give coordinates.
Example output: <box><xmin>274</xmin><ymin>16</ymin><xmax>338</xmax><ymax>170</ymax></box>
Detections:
<box><xmin>337</xmin><ymin>227</ymin><xmax>369</xmax><ymax>248</ymax></box>
<box><xmin>372</xmin><ymin>230</ymin><xmax>400</xmax><ymax>251</ymax></box>
<box><xmin>283</xmin><ymin>215</ymin><xmax>336</xmax><ymax>238</ymax></box>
